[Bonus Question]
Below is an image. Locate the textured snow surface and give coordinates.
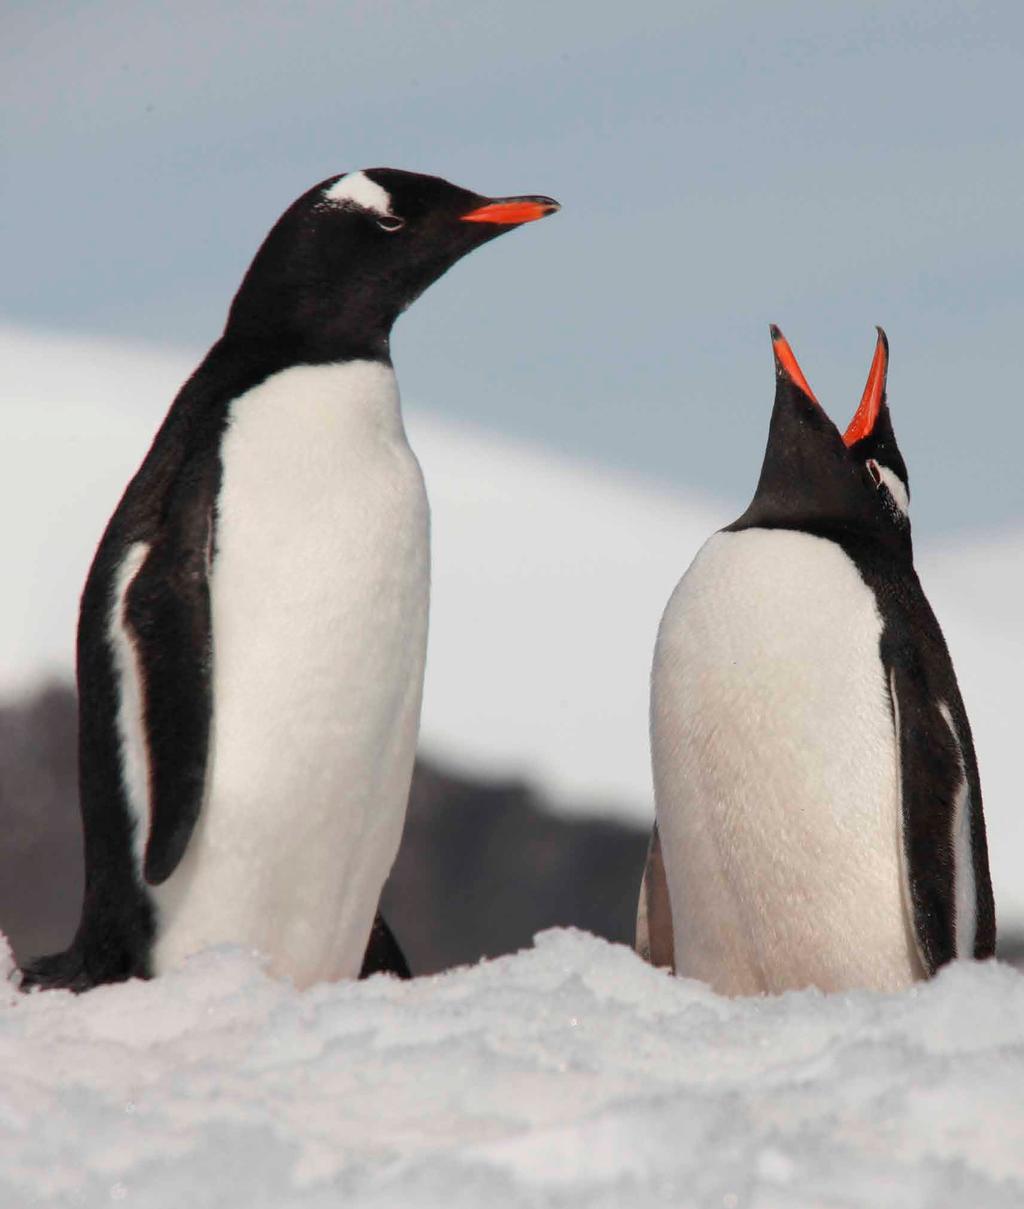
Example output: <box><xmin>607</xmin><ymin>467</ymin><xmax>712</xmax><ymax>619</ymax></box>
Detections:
<box><xmin>3</xmin><ymin>929</ymin><xmax>1023</xmax><ymax>1208</ymax></box>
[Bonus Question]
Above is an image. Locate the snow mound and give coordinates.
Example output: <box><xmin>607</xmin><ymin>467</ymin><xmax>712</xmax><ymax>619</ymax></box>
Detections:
<box><xmin>3</xmin><ymin>928</ymin><xmax>1023</xmax><ymax>1207</ymax></box>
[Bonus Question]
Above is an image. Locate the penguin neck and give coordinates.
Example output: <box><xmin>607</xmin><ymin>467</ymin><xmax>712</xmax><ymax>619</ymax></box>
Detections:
<box><xmin>220</xmin><ymin>315</ymin><xmax>394</xmax><ymax>377</ymax></box>
<box><xmin>178</xmin><ymin>329</ymin><xmax>397</xmax><ymax>423</ymax></box>
<box><xmin>223</xmin><ymin>237</ymin><xmax>404</xmax><ymax>369</ymax></box>
<box><xmin>223</xmin><ymin>359</ymin><xmax>407</xmax><ymax>450</ymax></box>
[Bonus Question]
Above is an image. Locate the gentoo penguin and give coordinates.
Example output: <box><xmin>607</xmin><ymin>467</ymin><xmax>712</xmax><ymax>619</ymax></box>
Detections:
<box><xmin>23</xmin><ymin>169</ymin><xmax>559</xmax><ymax>991</ymax></box>
<box><xmin>639</xmin><ymin>326</ymin><xmax>995</xmax><ymax>995</ymax></box>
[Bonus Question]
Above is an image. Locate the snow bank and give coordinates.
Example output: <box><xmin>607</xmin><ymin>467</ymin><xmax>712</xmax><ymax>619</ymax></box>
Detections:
<box><xmin>2</xmin><ymin>929</ymin><xmax>1022</xmax><ymax>1207</ymax></box>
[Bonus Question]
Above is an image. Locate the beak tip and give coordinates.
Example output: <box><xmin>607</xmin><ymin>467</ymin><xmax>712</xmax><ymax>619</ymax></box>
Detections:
<box><xmin>769</xmin><ymin>324</ymin><xmax>819</xmax><ymax>404</ymax></box>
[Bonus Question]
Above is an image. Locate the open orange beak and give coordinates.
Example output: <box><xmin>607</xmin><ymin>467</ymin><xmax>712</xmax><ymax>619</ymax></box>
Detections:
<box><xmin>843</xmin><ymin>328</ymin><xmax>889</xmax><ymax>446</ymax></box>
<box><xmin>770</xmin><ymin>324</ymin><xmax>818</xmax><ymax>403</ymax></box>
<box><xmin>461</xmin><ymin>196</ymin><xmax>560</xmax><ymax>225</ymax></box>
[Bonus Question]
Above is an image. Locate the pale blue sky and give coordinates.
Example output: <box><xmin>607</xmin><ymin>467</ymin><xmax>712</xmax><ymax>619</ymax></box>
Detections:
<box><xmin>5</xmin><ymin>0</ymin><xmax>1023</xmax><ymax>534</ymax></box>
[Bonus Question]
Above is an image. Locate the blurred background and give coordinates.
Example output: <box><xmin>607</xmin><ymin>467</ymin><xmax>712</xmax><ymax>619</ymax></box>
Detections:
<box><xmin>3</xmin><ymin>2</ymin><xmax>1022</xmax><ymax>970</ymax></box>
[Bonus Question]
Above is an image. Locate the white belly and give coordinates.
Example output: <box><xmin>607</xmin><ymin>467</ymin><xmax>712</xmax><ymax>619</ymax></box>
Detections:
<box><xmin>651</xmin><ymin>528</ymin><xmax>923</xmax><ymax>995</ymax></box>
<box><xmin>151</xmin><ymin>361</ymin><xmax>429</xmax><ymax>987</ymax></box>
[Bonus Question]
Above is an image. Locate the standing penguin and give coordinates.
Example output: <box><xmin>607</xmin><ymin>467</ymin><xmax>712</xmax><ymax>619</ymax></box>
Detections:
<box><xmin>24</xmin><ymin>169</ymin><xmax>559</xmax><ymax>991</ymax></box>
<box><xmin>640</xmin><ymin>327</ymin><xmax>995</xmax><ymax>994</ymax></box>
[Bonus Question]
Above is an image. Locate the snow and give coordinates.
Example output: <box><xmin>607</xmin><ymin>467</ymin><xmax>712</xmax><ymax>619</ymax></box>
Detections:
<box><xmin>2</xmin><ymin>325</ymin><xmax>1022</xmax><ymax>928</ymax></box>
<box><xmin>1</xmin><ymin>928</ymin><xmax>1022</xmax><ymax>1207</ymax></box>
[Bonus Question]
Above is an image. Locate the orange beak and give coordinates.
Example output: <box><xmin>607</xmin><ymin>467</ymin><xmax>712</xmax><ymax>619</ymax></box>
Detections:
<box><xmin>461</xmin><ymin>196</ymin><xmax>560</xmax><ymax>225</ymax></box>
<box><xmin>843</xmin><ymin>328</ymin><xmax>889</xmax><ymax>446</ymax></box>
<box><xmin>770</xmin><ymin>324</ymin><xmax>818</xmax><ymax>403</ymax></box>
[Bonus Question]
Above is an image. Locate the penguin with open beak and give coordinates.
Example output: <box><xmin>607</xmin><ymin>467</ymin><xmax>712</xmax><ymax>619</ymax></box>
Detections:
<box><xmin>639</xmin><ymin>327</ymin><xmax>995</xmax><ymax>994</ymax></box>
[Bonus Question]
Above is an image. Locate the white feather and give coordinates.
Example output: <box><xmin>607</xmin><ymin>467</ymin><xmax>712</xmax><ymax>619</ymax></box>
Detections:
<box><xmin>150</xmin><ymin>361</ymin><xmax>429</xmax><ymax>987</ymax></box>
<box><xmin>939</xmin><ymin>701</ymin><xmax>978</xmax><ymax>958</ymax></box>
<box><xmin>108</xmin><ymin>541</ymin><xmax>151</xmax><ymax>872</ymax></box>
<box><xmin>323</xmin><ymin>171</ymin><xmax>394</xmax><ymax>217</ymax></box>
<box><xmin>651</xmin><ymin>527</ymin><xmax>925</xmax><ymax>995</ymax></box>
<box><xmin>877</xmin><ymin>464</ymin><xmax>910</xmax><ymax>516</ymax></box>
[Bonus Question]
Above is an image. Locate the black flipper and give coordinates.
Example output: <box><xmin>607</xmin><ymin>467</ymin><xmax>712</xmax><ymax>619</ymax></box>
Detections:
<box><xmin>124</xmin><ymin>454</ymin><xmax>219</xmax><ymax>887</ymax></box>
<box><xmin>359</xmin><ymin>912</ymin><xmax>411</xmax><ymax>980</ymax></box>
<box><xmin>635</xmin><ymin>823</ymin><xmax>675</xmax><ymax>971</ymax></box>
<box><xmin>888</xmin><ymin>661</ymin><xmax>996</xmax><ymax>974</ymax></box>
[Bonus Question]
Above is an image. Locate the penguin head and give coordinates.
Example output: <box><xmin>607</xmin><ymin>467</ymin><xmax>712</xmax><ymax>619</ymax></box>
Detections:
<box><xmin>733</xmin><ymin>326</ymin><xmax>912</xmax><ymax>552</ymax></box>
<box><xmin>224</xmin><ymin>168</ymin><xmax>560</xmax><ymax>361</ymax></box>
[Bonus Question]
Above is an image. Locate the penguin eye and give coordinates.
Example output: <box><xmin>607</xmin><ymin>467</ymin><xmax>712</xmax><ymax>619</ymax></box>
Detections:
<box><xmin>866</xmin><ymin>459</ymin><xmax>882</xmax><ymax>488</ymax></box>
<box><xmin>376</xmin><ymin>215</ymin><xmax>406</xmax><ymax>233</ymax></box>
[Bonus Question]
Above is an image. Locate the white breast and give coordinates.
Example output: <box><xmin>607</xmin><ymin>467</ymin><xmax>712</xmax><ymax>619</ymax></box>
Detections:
<box><xmin>651</xmin><ymin>528</ymin><xmax>924</xmax><ymax>995</ymax></box>
<box><xmin>150</xmin><ymin>360</ymin><xmax>430</xmax><ymax>987</ymax></box>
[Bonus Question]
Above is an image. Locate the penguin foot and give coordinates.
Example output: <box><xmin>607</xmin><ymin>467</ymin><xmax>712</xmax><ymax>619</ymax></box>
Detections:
<box><xmin>19</xmin><ymin>948</ymin><xmax>96</xmax><ymax>993</ymax></box>
<box><xmin>359</xmin><ymin>912</ymin><xmax>411</xmax><ymax>980</ymax></box>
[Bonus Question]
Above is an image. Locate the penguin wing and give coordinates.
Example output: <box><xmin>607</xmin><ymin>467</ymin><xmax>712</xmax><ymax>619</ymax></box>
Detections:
<box><xmin>888</xmin><ymin>663</ymin><xmax>995</xmax><ymax>974</ymax></box>
<box><xmin>635</xmin><ymin>823</ymin><xmax>675</xmax><ymax>971</ymax></box>
<box><xmin>123</xmin><ymin>462</ymin><xmax>217</xmax><ymax>886</ymax></box>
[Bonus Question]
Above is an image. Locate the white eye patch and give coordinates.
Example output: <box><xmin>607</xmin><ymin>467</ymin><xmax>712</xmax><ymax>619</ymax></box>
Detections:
<box><xmin>323</xmin><ymin>170</ymin><xmax>394</xmax><ymax>219</ymax></box>
<box><xmin>867</xmin><ymin>458</ymin><xmax>910</xmax><ymax>516</ymax></box>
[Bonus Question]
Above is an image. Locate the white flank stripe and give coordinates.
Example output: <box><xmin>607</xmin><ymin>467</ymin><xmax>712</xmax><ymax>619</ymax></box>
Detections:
<box><xmin>323</xmin><ymin>170</ymin><xmax>393</xmax><ymax>217</ymax></box>
<box><xmin>940</xmin><ymin>701</ymin><xmax>978</xmax><ymax>958</ymax></box>
<box><xmin>107</xmin><ymin>541</ymin><xmax>151</xmax><ymax>873</ymax></box>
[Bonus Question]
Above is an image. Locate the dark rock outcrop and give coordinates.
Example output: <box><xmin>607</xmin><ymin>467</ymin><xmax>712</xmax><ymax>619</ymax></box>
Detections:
<box><xmin>0</xmin><ymin>684</ymin><xmax>648</xmax><ymax>976</ymax></box>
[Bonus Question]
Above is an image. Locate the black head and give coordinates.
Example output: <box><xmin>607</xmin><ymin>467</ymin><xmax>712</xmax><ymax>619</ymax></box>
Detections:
<box><xmin>222</xmin><ymin>168</ymin><xmax>560</xmax><ymax>364</ymax></box>
<box><xmin>730</xmin><ymin>326</ymin><xmax>912</xmax><ymax>555</ymax></box>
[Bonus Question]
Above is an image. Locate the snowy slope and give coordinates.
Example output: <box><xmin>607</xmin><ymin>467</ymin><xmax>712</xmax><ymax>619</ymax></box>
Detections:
<box><xmin>2</xmin><ymin>928</ymin><xmax>1023</xmax><ymax>1207</ymax></box>
<box><xmin>2</xmin><ymin>326</ymin><xmax>1021</xmax><ymax>924</ymax></box>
